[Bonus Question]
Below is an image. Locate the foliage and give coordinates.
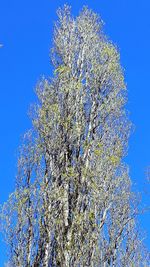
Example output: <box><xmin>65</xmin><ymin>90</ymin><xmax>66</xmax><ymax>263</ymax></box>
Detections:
<box><xmin>1</xmin><ymin>5</ymin><xmax>149</xmax><ymax>267</ymax></box>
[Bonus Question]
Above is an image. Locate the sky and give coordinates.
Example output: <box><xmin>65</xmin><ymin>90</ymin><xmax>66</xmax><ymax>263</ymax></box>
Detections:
<box><xmin>0</xmin><ymin>0</ymin><xmax>150</xmax><ymax>264</ymax></box>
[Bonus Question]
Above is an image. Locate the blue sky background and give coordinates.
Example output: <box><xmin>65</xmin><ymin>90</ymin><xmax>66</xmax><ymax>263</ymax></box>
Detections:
<box><xmin>0</xmin><ymin>0</ymin><xmax>150</xmax><ymax>264</ymax></box>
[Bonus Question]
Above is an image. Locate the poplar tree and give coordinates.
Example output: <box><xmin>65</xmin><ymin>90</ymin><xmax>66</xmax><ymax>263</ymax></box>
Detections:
<box><xmin>1</xmin><ymin>5</ymin><xmax>149</xmax><ymax>267</ymax></box>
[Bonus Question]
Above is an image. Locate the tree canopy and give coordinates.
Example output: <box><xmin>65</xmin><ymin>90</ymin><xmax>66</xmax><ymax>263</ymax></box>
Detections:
<box><xmin>1</xmin><ymin>5</ymin><xmax>149</xmax><ymax>267</ymax></box>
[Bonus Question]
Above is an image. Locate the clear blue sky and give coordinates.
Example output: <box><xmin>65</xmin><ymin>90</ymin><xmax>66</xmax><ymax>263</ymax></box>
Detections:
<box><xmin>0</xmin><ymin>0</ymin><xmax>150</xmax><ymax>264</ymax></box>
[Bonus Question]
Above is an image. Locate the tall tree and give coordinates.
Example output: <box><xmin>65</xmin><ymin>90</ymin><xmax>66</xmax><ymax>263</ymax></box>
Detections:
<box><xmin>1</xmin><ymin>5</ymin><xmax>149</xmax><ymax>267</ymax></box>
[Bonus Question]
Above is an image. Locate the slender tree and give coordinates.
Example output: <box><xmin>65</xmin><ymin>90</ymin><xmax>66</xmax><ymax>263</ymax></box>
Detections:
<box><xmin>1</xmin><ymin>5</ymin><xmax>149</xmax><ymax>267</ymax></box>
